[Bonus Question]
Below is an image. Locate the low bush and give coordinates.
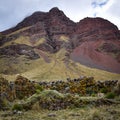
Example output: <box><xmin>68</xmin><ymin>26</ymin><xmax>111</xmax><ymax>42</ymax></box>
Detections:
<box><xmin>105</xmin><ymin>92</ymin><xmax>116</xmax><ymax>99</ymax></box>
<box><xmin>12</xmin><ymin>104</ymin><xmax>23</xmax><ymax>111</ymax></box>
<box><xmin>100</xmin><ymin>87</ymin><xmax>108</xmax><ymax>93</ymax></box>
<box><xmin>35</xmin><ymin>84</ymin><xmax>44</xmax><ymax>92</ymax></box>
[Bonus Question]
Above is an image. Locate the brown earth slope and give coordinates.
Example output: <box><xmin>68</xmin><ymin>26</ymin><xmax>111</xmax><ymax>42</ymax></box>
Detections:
<box><xmin>70</xmin><ymin>17</ymin><xmax>120</xmax><ymax>73</ymax></box>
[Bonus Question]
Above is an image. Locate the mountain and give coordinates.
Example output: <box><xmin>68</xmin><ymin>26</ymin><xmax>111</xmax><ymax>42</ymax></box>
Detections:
<box><xmin>0</xmin><ymin>7</ymin><xmax>120</xmax><ymax>81</ymax></box>
<box><xmin>71</xmin><ymin>17</ymin><xmax>120</xmax><ymax>73</ymax></box>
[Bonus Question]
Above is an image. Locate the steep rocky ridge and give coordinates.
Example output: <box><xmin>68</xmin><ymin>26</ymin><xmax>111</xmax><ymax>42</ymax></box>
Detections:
<box><xmin>74</xmin><ymin>17</ymin><xmax>120</xmax><ymax>41</ymax></box>
<box><xmin>70</xmin><ymin>17</ymin><xmax>120</xmax><ymax>73</ymax></box>
<box><xmin>0</xmin><ymin>7</ymin><xmax>120</xmax><ymax>76</ymax></box>
<box><xmin>2</xmin><ymin>7</ymin><xmax>75</xmax><ymax>35</ymax></box>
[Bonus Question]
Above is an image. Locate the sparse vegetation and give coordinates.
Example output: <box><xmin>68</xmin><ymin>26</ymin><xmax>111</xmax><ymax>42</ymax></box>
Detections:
<box><xmin>12</xmin><ymin>104</ymin><xmax>23</xmax><ymax>111</ymax></box>
<box><xmin>1</xmin><ymin>104</ymin><xmax>120</xmax><ymax>120</ymax></box>
<box><xmin>35</xmin><ymin>84</ymin><xmax>44</xmax><ymax>93</ymax></box>
<box><xmin>0</xmin><ymin>75</ymin><xmax>120</xmax><ymax>120</ymax></box>
<box><xmin>59</xmin><ymin>35</ymin><xmax>69</xmax><ymax>42</ymax></box>
<box><xmin>100</xmin><ymin>87</ymin><xmax>108</xmax><ymax>93</ymax></box>
<box><xmin>105</xmin><ymin>92</ymin><xmax>116</xmax><ymax>99</ymax></box>
<box><xmin>0</xmin><ymin>42</ymin><xmax>120</xmax><ymax>81</ymax></box>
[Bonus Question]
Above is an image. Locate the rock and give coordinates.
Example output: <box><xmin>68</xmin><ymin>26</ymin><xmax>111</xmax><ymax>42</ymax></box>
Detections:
<box><xmin>69</xmin><ymin>113</ymin><xmax>80</xmax><ymax>116</ymax></box>
<box><xmin>48</xmin><ymin>113</ymin><xmax>56</xmax><ymax>117</ymax></box>
<box><xmin>17</xmin><ymin>111</ymin><xmax>23</xmax><ymax>115</ymax></box>
<box><xmin>97</xmin><ymin>93</ymin><xmax>105</xmax><ymax>98</ymax></box>
<box><xmin>0</xmin><ymin>44</ymin><xmax>40</xmax><ymax>59</ymax></box>
<box><xmin>13</xmin><ymin>110</ymin><xmax>17</xmax><ymax>114</ymax></box>
<box><xmin>65</xmin><ymin>87</ymin><xmax>70</xmax><ymax>92</ymax></box>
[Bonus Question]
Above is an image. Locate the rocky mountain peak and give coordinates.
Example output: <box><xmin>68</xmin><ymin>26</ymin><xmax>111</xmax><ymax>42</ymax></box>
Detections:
<box><xmin>49</xmin><ymin>7</ymin><xmax>61</xmax><ymax>13</ymax></box>
<box><xmin>78</xmin><ymin>17</ymin><xmax>119</xmax><ymax>30</ymax></box>
<box><xmin>74</xmin><ymin>17</ymin><xmax>120</xmax><ymax>41</ymax></box>
<box><xmin>2</xmin><ymin>7</ymin><xmax>75</xmax><ymax>35</ymax></box>
<box><xmin>48</xmin><ymin>7</ymin><xmax>66</xmax><ymax>19</ymax></box>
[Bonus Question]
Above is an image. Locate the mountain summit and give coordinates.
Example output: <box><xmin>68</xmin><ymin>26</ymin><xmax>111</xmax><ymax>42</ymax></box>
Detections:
<box><xmin>2</xmin><ymin>7</ymin><xmax>75</xmax><ymax>35</ymax></box>
<box><xmin>0</xmin><ymin>7</ymin><xmax>120</xmax><ymax>80</ymax></box>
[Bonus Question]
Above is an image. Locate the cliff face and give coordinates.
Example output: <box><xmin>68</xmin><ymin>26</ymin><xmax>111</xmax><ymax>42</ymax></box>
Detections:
<box><xmin>75</xmin><ymin>17</ymin><xmax>120</xmax><ymax>41</ymax></box>
<box><xmin>70</xmin><ymin>17</ymin><xmax>120</xmax><ymax>73</ymax></box>
<box><xmin>0</xmin><ymin>7</ymin><xmax>120</xmax><ymax>74</ymax></box>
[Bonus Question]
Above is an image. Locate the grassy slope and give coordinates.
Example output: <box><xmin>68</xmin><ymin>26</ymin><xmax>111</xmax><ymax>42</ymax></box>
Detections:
<box><xmin>7</xmin><ymin>26</ymin><xmax>31</xmax><ymax>36</ymax></box>
<box><xmin>1</xmin><ymin>48</ymin><xmax>120</xmax><ymax>81</ymax></box>
<box><xmin>21</xmin><ymin>48</ymin><xmax>120</xmax><ymax>81</ymax></box>
<box><xmin>0</xmin><ymin>35</ymin><xmax>120</xmax><ymax>81</ymax></box>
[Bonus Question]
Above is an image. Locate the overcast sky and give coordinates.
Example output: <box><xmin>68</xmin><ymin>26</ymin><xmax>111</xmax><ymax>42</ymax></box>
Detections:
<box><xmin>0</xmin><ymin>0</ymin><xmax>120</xmax><ymax>31</ymax></box>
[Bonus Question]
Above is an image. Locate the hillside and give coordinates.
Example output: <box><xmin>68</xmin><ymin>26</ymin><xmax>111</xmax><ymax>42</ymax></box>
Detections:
<box><xmin>0</xmin><ymin>7</ymin><xmax>120</xmax><ymax>81</ymax></box>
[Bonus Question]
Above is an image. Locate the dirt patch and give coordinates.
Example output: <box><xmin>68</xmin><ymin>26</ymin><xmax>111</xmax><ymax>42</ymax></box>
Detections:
<box><xmin>70</xmin><ymin>40</ymin><xmax>120</xmax><ymax>73</ymax></box>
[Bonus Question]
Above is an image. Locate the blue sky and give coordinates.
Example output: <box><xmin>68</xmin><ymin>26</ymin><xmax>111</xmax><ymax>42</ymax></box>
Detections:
<box><xmin>0</xmin><ymin>0</ymin><xmax>120</xmax><ymax>31</ymax></box>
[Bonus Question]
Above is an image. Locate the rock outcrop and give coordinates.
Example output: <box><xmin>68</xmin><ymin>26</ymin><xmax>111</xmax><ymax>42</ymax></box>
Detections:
<box><xmin>74</xmin><ymin>17</ymin><xmax>120</xmax><ymax>41</ymax></box>
<box><xmin>0</xmin><ymin>44</ymin><xmax>39</xmax><ymax>59</ymax></box>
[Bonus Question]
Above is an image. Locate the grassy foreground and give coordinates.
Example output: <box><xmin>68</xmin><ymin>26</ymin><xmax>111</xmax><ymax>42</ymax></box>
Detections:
<box><xmin>0</xmin><ymin>104</ymin><xmax>120</xmax><ymax>120</ymax></box>
<box><xmin>0</xmin><ymin>75</ymin><xmax>120</xmax><ymax>120</ymax></box>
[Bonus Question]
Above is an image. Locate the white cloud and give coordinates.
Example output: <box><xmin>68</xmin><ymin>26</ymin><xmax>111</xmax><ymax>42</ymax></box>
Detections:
<box><xmin>91</xmin><ymin>0</ymin><xmax>120</xmax><ymax>28</ymax></box>
<box><xmin>91</xmin><ymin>0</ymin><xmax>109</xmax><ymax>8</ymax></box>
<box><xmin>0</xmin><ymin>0</ymin><xmax>120</xmax><ymax>31</ymax></box>
<box><xmin>91</xmin><ymin>0</ymin><xmax>114</xmax><ymax>14</ymax></box>
<box><xmin>56</xmin><ymin>0</ymin><xmax>93</xmax><ymax>22</ymax></box>
<box><xmin>0</xmin><ymin>0</ymin><xmax>57</xmax><ymax>31</ymax></box>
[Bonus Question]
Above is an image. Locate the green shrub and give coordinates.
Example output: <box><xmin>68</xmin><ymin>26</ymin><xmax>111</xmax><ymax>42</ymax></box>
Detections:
<box><xmin>91</xmin><ymin>93</ymin><xmax>96</xmax><ymax>97</ymax></box>
<box><xmin>35</xmin><ymin>84</ymin><xmax>44</xmax><ymax>93</ymax></box>
<box><xmin>100</xmin><ymin>87</ymin><xmax>108</xmax><ymax>93</ymax></box>
<box><xmin>105</xmin><ymin>92</ymin><xmax>116</xmax><ymax>99</ymax></box>
<box><xmin>12</xmin><ymin>104</ymin><xmax>23</xmax><ymax>111</ymax></box>
<box><xmin>35</xmin><ymin>89</ymin><xmax>41</xmax><ymax>94</ymax></box>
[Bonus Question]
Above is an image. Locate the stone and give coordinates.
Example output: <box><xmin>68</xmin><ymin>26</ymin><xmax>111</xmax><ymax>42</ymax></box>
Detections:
<box><xmin>48</xmin><ymin>113</ymin><xmax>56</xmax><ymax>117</ymax></box>
<box><xmin>17</xmin><ymin>111</ymin><xmax>23</xmax><ymax>115</ymax></box>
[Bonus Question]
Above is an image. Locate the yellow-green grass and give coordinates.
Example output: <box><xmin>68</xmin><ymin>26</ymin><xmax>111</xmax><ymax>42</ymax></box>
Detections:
<box><xmin>33</xmin><ymin>37</ymin><xmax>46</xmax><ymax>46</ymax></box>
<box><xmin>59</xmin><ymin>35</ymin><xmax>69</xmax><ymax>42</ymax></box>
<box><xmin>1</xmin><ymin>33</ymin><xmax>69</xmax><ymax>49</ymax></box>
<box><xmin>13</xmin><ymin>36</ymin><xmax>31</xmax><ymax>45</ymax></box>
<box><xmin>0</xmin><ymin>36</ymin><xmax>31</xmax><ymax>48</ymax></box>
<box><xmin>1</xmin><ymin>48</ymin><xmax>120</xmax><ymax>82</ymax></box>
<box><xmin>13</xmin><ymin>36</ymin><xmax>46</xmax><ymax>47</ymax></box>
<box><xmin>7</xmin><ymin>26</ymin><xmax>31</xmax><ymax>36</ymax></box>
<box><xmin>0</xmin><ymin>36</ymin><xmax>46</xmax><ymax>48</ymax></box>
